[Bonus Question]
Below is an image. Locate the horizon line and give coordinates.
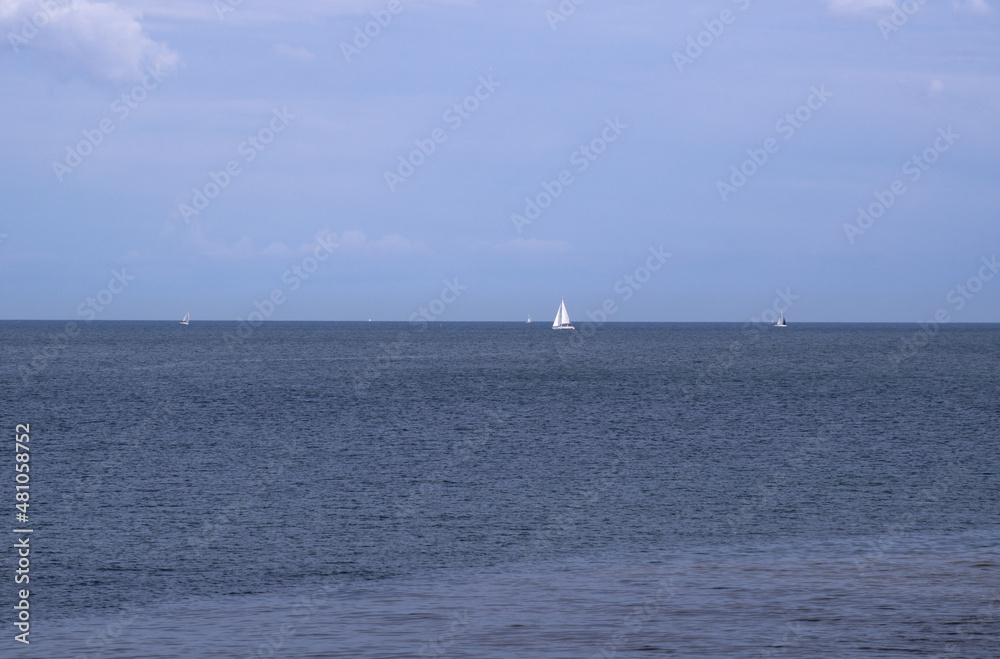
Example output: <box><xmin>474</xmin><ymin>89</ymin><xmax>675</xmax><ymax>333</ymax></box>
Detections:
<box><xmin>3</xmin><ymin>319</ymin><xmax>1000</xmax><ymax>325</ymax></box>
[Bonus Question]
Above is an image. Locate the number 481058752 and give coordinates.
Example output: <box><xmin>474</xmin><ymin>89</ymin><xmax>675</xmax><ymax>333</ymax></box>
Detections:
<box><xmin>15</xmin><ymin>424</ymin><xmax>30</xmax><ymax>513</ymax></box>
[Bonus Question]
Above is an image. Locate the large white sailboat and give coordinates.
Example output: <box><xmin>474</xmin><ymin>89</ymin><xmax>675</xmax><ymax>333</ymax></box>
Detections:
<box><xmin>775</xmin><ymin>311</ymin><xmax>787</xmax><ymax>327</ymax></box>
<box><xmin>180</xmin><ymin>312</ymin><xmax>190</xmax><ymax>326</ymax></box>
<box><xmin>552</xmin><ymin>299</ymin><xmax>574</xmax><ymax>330</ymax></box>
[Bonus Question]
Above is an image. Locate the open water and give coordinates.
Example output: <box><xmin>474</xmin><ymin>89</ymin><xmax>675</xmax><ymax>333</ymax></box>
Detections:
<box><xmin>1</xmin><ymin>321</ymin><xmax>998</xmax><ymax>657</ymax></box>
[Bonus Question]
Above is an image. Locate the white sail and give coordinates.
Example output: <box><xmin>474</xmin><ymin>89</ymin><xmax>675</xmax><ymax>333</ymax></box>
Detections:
<box><xmin>552</xmin><ymin>299</ymin><xmax>574</xmax><ymax>330</ymax></box>
<box><xmin>180</xmin><ymin>312</ymin><xmax>190</xmax><ymax>325</ymax></box>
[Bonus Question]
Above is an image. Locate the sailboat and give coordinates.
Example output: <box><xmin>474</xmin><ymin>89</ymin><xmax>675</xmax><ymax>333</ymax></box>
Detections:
<box><xmin>552</xmin><ymin>299</ymin><xmax>574</xmax><ymax>330</ymax></box>
<box><xmin>775</xmin><ymin>311</ymin><xmax>787</xmax><ymax>327</ymax></box>
<box><xmin>527</xmin><ymin>315</ymin><xmax>532</xmax><ymax>324</ymax></box>
<box><xmin>180</xmin><ymin>312</ymin><xmax>190</xmax><ymax>326</ymax></box>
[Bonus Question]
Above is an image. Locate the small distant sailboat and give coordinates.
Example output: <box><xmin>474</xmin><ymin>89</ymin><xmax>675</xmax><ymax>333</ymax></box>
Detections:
<box><xmin>527</xmin><ymin>315</ymin><xmax>532</xmax><ymax>324</ymax></box>
<box><xmin>552</xmin><ymin>299</ymin><xmax>574</xmax><ymax>330</ymax></box>
<box><xmin>775</xmin><ymin>311</ymin><xmax>787</xmax><ymax>327</ymax></box>
<box><xmin>180</xmin><ymin>312</ymin><xmax>190</xmax><ymax>326</ymax></box>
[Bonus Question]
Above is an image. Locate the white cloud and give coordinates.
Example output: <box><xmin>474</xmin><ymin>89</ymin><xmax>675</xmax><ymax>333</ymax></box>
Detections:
<box><xmin>335</xmin><ymin>230</ymin><xmax>425</xmax><ymax>255</ymax></box>
<box><xmin>827</xmin><ymin>0</ymin><xmax>992</xmax><ymax>15</ymax></box>
<box><xmin>197</xmin><ymin>235</ymin><xmax>256</xmax><ymax>259</ymax></box>
<box><xmin>951</xmin><ymin>0</ymin><xmax>991</xmax><ymax>14</ymax></box>
<box><xmin>123</xmin><ymin>248</ymin><xmax>151</xmax><ymax>262</ymax></box>
<box><xmin>492</xmin><ymin>238</ymin><xmax>572</xmax><ymax>254</ymax></box>
<box><xmin>0</xmin><ymin>0</ymin><xmax>179</xmax><ymax>83</ymax></box>
<box><xmin>826</xmin><ymin>0</ymin><xmax>895</xmax><ymax>15</ymax></box>
<box><xmin>180</xmin><ymin>227</ymin><xmax>422</xmax><ymax>260</ymax></box>
<box><xmin>274</xmin><ymin>43</ymin><xmax>315</xmax><ymax>62</ymax></box>
<box><xmin>261</xmin><ymin>242</ymin><xmax>294</xmax><ymax>257</ymax></box>
<box><xmin>115</xmin><ymin>0</ymin><xmax>469</xmax><ymax>23</ymax></box>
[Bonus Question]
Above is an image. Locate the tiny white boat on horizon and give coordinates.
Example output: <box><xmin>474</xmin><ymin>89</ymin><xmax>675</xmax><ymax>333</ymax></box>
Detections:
<box><xmin>180</xmin><ymin>312</ymin><xmax>190</xmax><ymax>325</ymax></box>
<box><xmin>552</xmin><ymin>299</ymin><xmax>574</xmax><ymax>330</ymax></box>
<box><xmin>775</xmin><ymin>311</ymin><xmax>787</xmax><ymax>327</ymax></box>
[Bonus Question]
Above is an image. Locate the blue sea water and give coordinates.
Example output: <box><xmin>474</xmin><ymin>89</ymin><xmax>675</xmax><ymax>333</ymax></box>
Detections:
<box><xmin>1</xmin><ymin>321</ymin><xmax>998</xmax><ymax>657</ymax></box>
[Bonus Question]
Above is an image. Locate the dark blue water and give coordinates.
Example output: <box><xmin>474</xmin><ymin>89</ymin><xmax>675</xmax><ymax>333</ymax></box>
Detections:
<box><xmin>2</xmin><ymin>322</ymin><xmax>998</xmax><ymax>657</ymax></box>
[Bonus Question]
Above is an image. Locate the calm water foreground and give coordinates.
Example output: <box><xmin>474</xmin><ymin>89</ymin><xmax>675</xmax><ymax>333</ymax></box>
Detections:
<box><xmin>1</xmin><ymin>322</ymin><xmax>998</xmax><ymax>657</ymax></box>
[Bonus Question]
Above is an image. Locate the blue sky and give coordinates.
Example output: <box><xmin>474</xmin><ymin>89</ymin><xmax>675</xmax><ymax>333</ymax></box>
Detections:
<box><xmin>1</xmin><ymin>0</ymin><xmax>998</xmax><ymax>322</ymax></box>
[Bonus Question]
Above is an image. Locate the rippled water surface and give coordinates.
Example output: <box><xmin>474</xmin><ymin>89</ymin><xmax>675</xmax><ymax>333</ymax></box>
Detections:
<box><xmin>2</xmin><ymin>322</ymin><xmax>998</xmax><ymax>657</ymax></box>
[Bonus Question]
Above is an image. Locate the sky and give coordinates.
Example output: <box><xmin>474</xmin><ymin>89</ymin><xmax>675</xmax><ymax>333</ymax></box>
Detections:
<box><xmin>0</xmin><ymin>0</ymin><xmax>998</xmax><ymax>322</ymax></box>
